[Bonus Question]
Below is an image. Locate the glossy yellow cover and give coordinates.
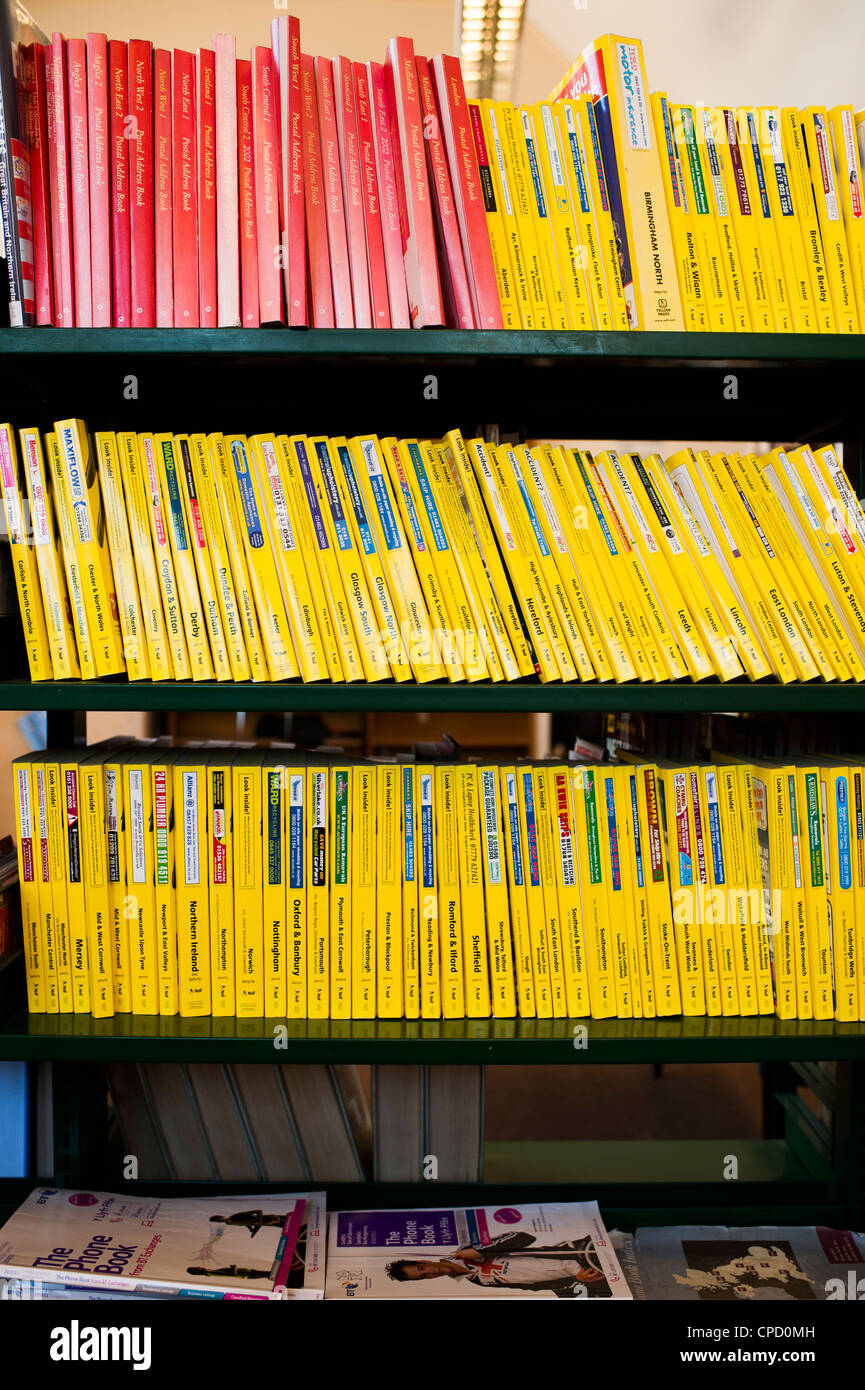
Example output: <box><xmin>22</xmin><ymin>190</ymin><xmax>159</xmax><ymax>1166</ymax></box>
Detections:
<box><xmin>173</xmin><ymin>435</ymin><xmax>231</xmax><ymax>681</ymax></box>
<box><xmin>737</xmin><ymin>765</ymin><xmax>777</xmax><ymax>1015</ymax></box>
<box><xmin>651</xmin><ymin>93</ymin><xmax>705</xmax><ymax>329</ymax></box>
<box><xmin>17</xmin><ymin>426</ymin><xmax>79</xmax><ymax>678</ymax></box>
<box><xmin>233</xmin><ymin>758</ymin><xmax>264</xmax><ymax>1018</ymax></box>
<box><xmin>435</xmin><ymin>766</ymin><xmax>465</xmax><ymax>1018</ymax></box>
<box><xmin>116</xmin><ymin>433</ymin><xmax>173</xmax><ymax>680</ymax></box>
<box><xmin>173</xmin><ymin>754</ymin><xmax>211</xmax><ymax>1017</ymax></box>
<box><xmin>207</xmin><ymin>755</ymin><xmax>235</xmax><ymax>1018</ymax></box>
<box><xmin>530</xmin><ymin>102</ymin><xmax>595</xmax><ymax>328</ymax></box>
<box><xmin>477</xmin><ymin>766</ymin><xmax>517</xmax><ymax>1017</ymax></box>
<box><xmin>757</xmin><ymin>107</ymin><xmax>817</xmax><ymax>332</ymax></box>
<box><xmin>555</xmin><ymin>100</ymin><xmax>622</xmax><ymax>330</ymax></box>
<box><xmin>207</xmin><ymin>433</ymin><xmax>267</xmax><ymax>682</ymax></box>
<box><xmin>570</xmin><ymin>765</ymin><xmax>615</xmax><ymax>1018</ymax></box>
<box><xmin>532</xmin><ymin>768</ymin><xmax>567</xmax><ymax>1018</ymax></box>
<box><xmin>479</xmin><ymin>100</ymin><xmax>533</xmax><ymax>326</ymax></box>
<box><xmin>58</xmin><ymin>752</ymin><xmax>91</xmax><ymax>1014</ymax></box>
<box><xmin>519</xmin><ymin>107</ymin><xmax>569</xmax><ymax>328</ymax></box>
<box><xmin>735</xmin><ymin>108</ymin><xmax>793</xmax><ymax>331</ymax></box>
<box><xmin>263</xmin><ymin>754</ymin><xmax>288</xmax><ymax>1019</ymax></box>
<box><xmin>376</xmin><ymin>765</ymin><xmax>402</xmax><ymax>1019</ymax></box>
<box><xmin>353</xmin><ymin>765</ymin><xmax>376</xmax><ymax>1019</ymax></box>
<box><xmin>151</xmin><ymin>749</ymin><xmax>180</xmax><ymax>1016</ymax></box>
<box><xmin>188</xmin><ymin>435</ymin><xmax>250</xmax><ymax>681</ymax></box>
<box><xmin>515</xmin><ymin>764</ymin><xmax>552</xmax><ymax>1018</ymax></box>
<box><xmin>493</xmin><ymin>101</ymin><xmax>551</xmax><ymax>326</ymax></box>
<box><xmin>45</xmin><ymin>431</ymin><xmax>95</xmax><ymax>679</ymax></box>
<box><xmin>330</xmin><ymin>765</ymin><xmax>352</xmax><ymax>1019</ymax></box>
<box><xmin>79</xmin><ymin>756</ymin><xmax>115</xmax><ymax>1018</ymax></box>
<box><xmin>152</xmin><ymin>434</ymin><xmax>213</xmax><ymax>680</ymax></box>
<box><xmin>306</xmin><ymin>765</ymin><xmax>329</xmax><ymax>1018</ymax></box>
<box><xmin>13</xmin><ymin>759</ymin><xmax>46</xmax><ymax>1012</ymax></box>
<box><xmin>416</xmin><ymin>765</ymin><xmax>441</xmax><ymax>1018</ymax></box>
<box><xmin>711</xmin><ymin>107</ymin><xmax>775</xmax><ymax>331</ymax></box>
<box><xmin>138</xmin><ymin>433</ymin><xmax>190</xmax><ymax>679</ymax></box>
<box><xmin>500</xmin><ymin>766</ymin><xmax>537</xmax><ymax>1017</ymax></box>
<box><xmin>802</xmin><ymin>107</ymin><xmax>859</xmax><ymax>332</ymax></box>
<box><xmin>92</xmin><ymin>432</ymin><xmax>148</xmax><ymax>679</ymax></box>
<box><xmin>780</xmin><ymin>108</ymin><xmax>836</xmax><ymax>331</ymax></box>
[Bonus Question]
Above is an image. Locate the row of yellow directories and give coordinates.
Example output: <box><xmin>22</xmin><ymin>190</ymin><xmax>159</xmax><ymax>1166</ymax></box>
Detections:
<box><xmin>543</xmin><ymin>34</ymin><xmax>865</xmax><ymax>332</ymax></box>
<box><xmin>11</xmin><ymin>743</ymin><xmax>865</xmax><ymax>1022</ymax></box>
<box><xmin>3</xmin><ymin>420</ymin><xmax>865</xmax><ymax>687</ymax></box>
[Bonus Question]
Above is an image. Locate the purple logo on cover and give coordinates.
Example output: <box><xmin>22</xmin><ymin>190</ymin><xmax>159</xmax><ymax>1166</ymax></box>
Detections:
<box><xmin>68</xmin><ymin>1193</ymin><xmax>98</xmax><ymax>1206</ymax></box>
<box><xmin>493</xmin><ymin>1208</ymin><xmax>522</xmax><ymax>1225</ymax></box>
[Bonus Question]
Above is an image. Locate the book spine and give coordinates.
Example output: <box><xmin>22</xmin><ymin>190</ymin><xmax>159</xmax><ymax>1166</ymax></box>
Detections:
<box><xmin>354</xmin><ymin>61</ymin><xmax>390</xmax><ymax>326</ymax></box>
<box><xmin>213</xmin><ymin>33</ymin><xmax>239</xmax><ymax>327</ymax></box>
<box><xmin>86</xmin><ymin>34</ymin><xmax>110</xmax><ymax>325</ymax></box>
<box><xmin>18</xmin><ymin>425</ymin><xmax>79</xmax><ymax>679</ymax></box>
<box><xmin>108</xmin><ymin>40</ymin><xmax>130</xmax><ymax>326</ymax></box>
<box><xmin>415</xmin><ymin>54</ymin><xmax>473</xmax><ymax>328</ymax></box>
<box><xmin>400</xmin><ymin>766</ymin><xmax>418</xmax><ymax>1017</ymax></box>
<box><xmin>368</xmin><ymin>61</ymin><xmax>410</xmax><ymax>327</ymax></box>
<box><xmin>152</xmin><ymin>760</ymin><xmax>178</xmax><ymax>1016</ymax></box>
<box><xmin>271</xmin><ymin>15</ymin><xmax>307</xmax><ymax>325</ymax></box>
<box><xmin>252</xmin><ymin>46</ymin><xmax>284</xmax><ymax>324</ymax></box>
<box><xmin>103</xmin><ymin>759</ymin><xmax>131</xmax><ymax>1012</ymax></box>
<box><xmin>233</xmin><ymin>763</ymin><xmax>263</xmax><ymax>1018</ymax></box>
<box><xmin>432</xmin><ymin>54</ymin><xmax>502</xmax><ymax>328</ymax></box>
<box><xmin>128</xmin><ymin>39</ymin><xmax>154</xmax><ymax>326</ymax></box>
<box><xmin>208</xmin><ymin>763</ymin><xmax>234</xmax><ymax>1016</ymax></box>
<box><xmin>332</xmin><ymin>55</ymin><xmax>371</xmax><ymax>327</ymax></box>
<box><xmin>22</xmin><ymin>44</ymin><xmax>53</xmax><ymax>325</ymax></box>
<box><xmin>176</xmin><ymin>764</ymin><xmax>210</xmax><ymax>1017</ymax></box>
<box><xmin>93</xmin><ymin>432</ymin><xmax>148</xmax><ymax>679</ymax></box>
<box><xmin>237</xmin><ymin>58</ymin><xmax>259</xmax><ymax>328</ymax></box>
<box><xmin>264</xmin><ymin>764</ymin><xmax>287</xmax><ymax>1016</ymax></box>
<box><xmin>172</xmin><ymin>51</ymin><xmax>198</xmax><ymax>325</ymax></box>
<box><xmin>376</xmin><ymin>765</ymin><xmax>402</xmax><ymax>1017</ymax></box>
<box><xmin>67</xmin><ymin>39</ymin><xmax>92</xmax><ymax>326</ymax></box>
<box><xmin>80</xmin><ymin>763</ymin><xmax>114</xmax><ymax>1018</ymax></box>
<box><xmin>13</xmin><ymin>763</ymin><xmax>46</xmax><ymax>1012</ymax></box>
<box><xmin>385</xmin><ymin>36</ymin><xmax>444</xmax><ymax>326</ymax></box>
<box><xmin>314</xmin><ymin>57</ymin><xmax>353</xmax><ymax>326</ymax></box>
<box><xmin>286</xmin><ymin>768</ymin><xmax>306</xmax><ymax>1017</ymax></box>
<box><xmin>153</xmin><ymin>49</ymin><xmax>172</xmax><ymax>327</ymax></box>
<box><xmin>307</xmin><ymin>767</ymin><xmax>329</xmax><ymax>1018</ymax></box>
<box><xmin>45</xmin><ymin>35</ymin><xmax>74</xmax><ymax>325</ymax></box>
<box><xmin>196</xmin><ymin>49</ymin><xmax>216</xmax><ymax>326</ymax></box>
<box><xmin>300</xmin><ymin>53</ymin><xmax>333</xmax><ymax>327</ymax></box>
<box><xmin>435</xmin><ymin>765</ymin><xmax>464</xmax><ymax>1017</ymax></box>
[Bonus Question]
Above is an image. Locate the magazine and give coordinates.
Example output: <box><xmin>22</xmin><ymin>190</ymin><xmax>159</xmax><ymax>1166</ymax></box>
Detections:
<box><xmin>632</xmin><ymin>1225</ymin><xmax>865</xmax><ymax>1301</ymax></box>
<box><xmin>0</xmin><ymin>1188</ymin><xmax>326</xmax><ymax>1300</ymax></box>
<box><xmin>326</xmin><ymin>1200</ymin><xmax>631</xmax><ymax>1299</ymax></box>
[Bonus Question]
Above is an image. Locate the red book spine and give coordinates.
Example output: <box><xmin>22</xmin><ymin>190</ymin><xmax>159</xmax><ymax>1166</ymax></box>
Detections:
<box><xmin>271</xmin><ymin>15</ymin><xmax>307</xmax><ymax>325</ymax></box>
<box><xmin>314</xmin><ymin>57</ymin><xmax>352</xmax><ymax>328</ymax></box>
<box><xmin>172</xmin><ymin>51</ymin><xmax>198</xmax><ymax>326</ymax></box>
<box><xmin>332</xmin><ymin>54</ymin><xmax>371</xmax><ymax>328</ymax></box>
<box><xmin>384</xmin><ymin>37</ymin><xmax>443</xmax><ymax>327</ymax></box>
<box><xmin>237</xmin><ymin>58</ymin><xmax>259</xmax><ymax>329</ymax></box>
<box><xmin>22</xmin><ymin>44</ymin><xmax>53</xmax><ymax>325</ymax></box>
<box><xmin>66</xmin><ymin>37</ymin><xmax>91</xmax><ymax>326</ymax></box>
<box><xmin>128</xmin><ymin>38</ymin><xmax>154</xmax><ymax>327</ymax></box>
<box><xmin>154</xmin><ymin>49</ymin><xmax>173</xmax><ymax>328</ymax></box>
<box><xmin>415</xmin><ymin>55</ymin><xmax>473</xmax><ymax>329</ymax></box>
<box><xmin>353</xmin><ymin>62</ymin><xmax>389</xmax><ymax>328</ymax></box>
<box><xmin>251</xmin><ymin>46</ymin><xmax>283</xmax><ymax>325</ymax></box>
<box><xmin>196</xmin><ymin>48</ymin><xmax>217</xmax><ymax>327</ymax></box>
<box><xmin>213</xmin><ymin>34</ymin><xmax>239</xmax><ymax>327</ymax></box>
<box><xmin>45</xmin><ymin>35</ymin><xmax>74</xmax><ymax>326</ymax></box>
<box><xmin>367</xmin><ymin>60</ymin><xmax>410</xmax><ymax>329</ymax></box>
<box><xmin>300</xmin><ymin>53</ymin><xmax>333</xmax><ymax>328</ymax></box>
<box><xmin>431</xmin><ymin>55</ymin><xmax>502</xmax><ymax>330</ymax></box>
<box><xmin>108</xmin><ymin>40</ymin><xmax>130</xmax><ymax>326</ymax></box>
<box><xmin>86</xmin><ymin>34</ymin><xmax>110</xmax><ymax>326</ymax></box>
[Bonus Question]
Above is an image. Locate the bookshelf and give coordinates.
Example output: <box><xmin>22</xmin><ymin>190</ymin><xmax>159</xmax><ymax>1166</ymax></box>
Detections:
<box><xmin>0</xmin><ymin>330</ymin><xmax>863</xmax><ymax>1236</ymax></box>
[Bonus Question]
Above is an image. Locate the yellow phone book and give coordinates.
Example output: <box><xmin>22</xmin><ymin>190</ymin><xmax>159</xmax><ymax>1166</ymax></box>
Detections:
<box><xmin>661</xmin><ymin>767</ymin><xmax>705</xmax><ymax>1016</ymax></box>
<box><xmin>45</xmin><ymin>432</ymin><xmax>94</xmax><ymax>678</ymax></box>
<box><xmin>636</xmin><ymin>764</ymin><xmax>681</xmax><ymax>1016</ymax></box>
<box><xmin>530</xmin><ymin>102</ymin><xmax>595</xmax><ymax>328</ymax></box>
<box><xmin>515</xmin><ymin>764</ymin><xmax>553</xmax><ymax>1018</ymax></box>
<box><xmin>651</xmin><ymin>93</ymin><xmax>705</xmax><ymax>329</ymax></box>
<box><xmin>207</xmin><ymin>433</ymin><xmax>268</xmax><ymax>681</ymax></box>
<box><xmin>499</xmin><ymin>766</ymin><xmax>537</xmax><ymax>1017</ymax></box>
<box><xmin>331</xmin><ymin>764</ymin><xmax>353</xmax><ymax>1019</ymax></box>
<box><xmin>353</xmin><ymin>765</ymin><xmax>376</xmax><ymax>1019</ymax></box>
<box><xmin>122</xmin><ymin>745</ymin><xmax>158</xmax><ymax>1015</ymax></box>
<box><xmin>53</xmin><ymin>419</ymin><xmax>125</xmax><ymax>675</ymax></box>
<box><xmin>820</xmin><ymin>764</ymin><xmax>858</xmax><ymax>1021</ymax></box>
<box><xmin>780</xmin><ymin>108</ymin><xmax>836</xmax><ymax>331</ymax></box>
<box><xmin>478</xmin><ymin>100</ymin><xmax>533</xmax><ymax>326</ymax></box>
<box><xmin>435</xmin><ymin>765</ymin><xmax>465</xmax><ymax>1019</ymax></box>
<box><xmin>736</xmin><ymin>108</ymin><xmax>793</xmax><ymax>331</ymax></box>
<box><xmin>13</xmin><ymin>759</ymin><xmax>46</xmax><ymax>1011</ymax></box>
<box><xmin>687</xmin><ymin>766</ymin><xmax>725</xmax><ymax>1016</ymax></box>
<box><xmin>16</xmin><ymin>427</ymin><xmax>79</xmax><ymax>678</ymax></box>
<box><xmin>151</xmin><ymin>747</ymin><xmax>180</xmax><ymax>1016</ymax></box>
<box><xmin>617</xmin><ymin>766</ymin><xmax>654</xmax><ymax>1017</ymax></box>
<box><xmin>570</xmin><ymin>765</ymin><xmax>615</xmax><ymax>1018</ymax></box>
<box><xmin>829</xmin><ymin>106</ymin><xmax>865</xmax><ymax>325</ymax></box>
<box><xmin>710</xmin><ymin>107</ymin><xmax>775</xmax><ymax>330</ymax></box>
<box><xmin>699</xmin><ymin>106</ymin><xmax>752</xmax><ymax>331</ymax></box>
<box><xmin>802</xmin><ymin>107</ymin><xmax>859</xmax><ymax>332</ymax></box>
<box><xmin>286</xmin><ymin>762</ymin><xmax>307</xmax><ymax>1019</ymax></box>
<box><xmin>467</xmin><ymin>98</ymin><xmax>520</xmax><ymax>328</ymax></box>
<box><xmin>796</xmin><ymin>766</ymin><xmax>834</xmax><ymax>1019</ymax></box>
<box><xmin>44</xmin><ymin>759</ymin><xmax>73</xmax><ymax>1012</ymax></box>
<box><xmin>151</xmin><ymin>434</ymin><xmax>213</xmax><ymax>680</ymax></box>
<box><xmin>532</xmin><ymin>767</ymin><xmax>568</xmax><ymax>1018</ymax></box>
<box><xmin>207</xmin><ymin>752</ymin><xmax>235</xmax><ymax>1018</ymax></box>
<box><xmin>79</xmin><ymin>752</ymin><xmax>115</xmax><ymax>1018</ymax></box>
<box><xmin>306</xmin><ymin>763</ymin><xmax>329</xmax><ymax>1018</ymax></box>
<box><xmin>187</xmin><ymin>435</ymin><xmax>250</xmax><ymax>681</ymax></box>
<box><xmin>756</xmin><ymin>108</ymin><xmax>817</xmax><ymax>332</ymax></box>
<box><xmin>32</xmin><ymin>757</ymin><xmax>60</xmax><ymax>1012</ymax></box>
<box><xmin>57</xmin><ymin>751</ymin><xmax>91</xmax><ymax>1014</ymax></box>
<box><xmin>416</xmin><ymin>765</ymin><xmax>441</xmax><ymax>1018</ymax></box>
<box><xmin>92</xmin><ymin>432</ymin><xmax>148</xmax><ymax>679</ymax></box>
<box><xmin>116</xmin><ymin>433</ymin><xmax>173</xmax><ymax>680</ymax></box>
<box><xmin>518</xmin><ymin>107</ymin><xmax>569</xmax><ymax>328</ymax></box>
<box><xmin>138</xmin><ymin>433</ymin><xmax>190</xmax><ymax>680</ymax></box>
<box><xmin>456</xmin><ymin>765</ymin><xmax>492</xmax><ymax>1017</ymax></box>
<box><xmin>376</xmin><ymin>764</ymin><xmax>402</xmax><ymax>1019</ymax></box>
<box><xmin>173</xmin><ymin>435</ymin><xmax>231</xmax><ymax>681</ymax></box>
<box><xmin>671</xmin><ymin>103</ymin><xmax>734</xmax><ymax>332</ymax></box>
<box><xmin>233</xmin><ymin>755</ymin><xmax>264</xmax><ymax>1018</ymax></box>
<box><xmin>478</xmin><ymin>766</ymin><xmax>517</xmax><ymax>1017</ymax></box>
<box><xmin>736</xmin><ymin>765</ymin><xmax>776</xmax><ymax>1015</ymax></box>
<box><xmin>400</xmin><ymin>766</ymin><xmax>419</xmax><ymax>1019</ymax></box>
<box><xmin>173</xmin><ymin>751</ymin><xmax>212</xmax><ymax>1017</ymax></box>
<box><xmin>753</xmin><ymin>765</ymin><xmax>796</xmax><ymax>1020</ymax></box>
<box><xmin>493</xmin><ymin>101</ymin><xmax>551</xmax><ymax>327</ymax></box>
<box><xmin>263</xmin><ymin>752</ymin><xmax>288</xmax><ymax>1018</ymax></box>
<box><xmin>554</xmin><ymin>99</ymin><xmax>622</xmax><ymax>330</ymax></box>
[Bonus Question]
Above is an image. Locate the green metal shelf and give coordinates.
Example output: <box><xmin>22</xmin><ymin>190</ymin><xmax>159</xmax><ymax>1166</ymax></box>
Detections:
<box><xmin>4</xmin><ymin>678</ymin><xmax>865</xmax><ymax>713</ymax></box>
<box><xmin>3</xmin><ymin>1009</ymin><xmax>865</xmax><ymax>1063</ymax></box>
<box><xmin>2</xmin><ymin>326</ymin><xmax>865</xmax><ymax>361</ymax></box>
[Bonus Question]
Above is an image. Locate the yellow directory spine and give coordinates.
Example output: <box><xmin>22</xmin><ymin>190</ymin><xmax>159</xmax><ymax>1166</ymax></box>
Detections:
<box><xmin>821</xmin><ymin>764</ymin><xmax>858</xmax><ymax>1021</ymax></box>
<box><xmin>651</xmin><ymin>93</ymin><xmax>704</xmax><ymax>329</ymax></box>
<box><xmin>308</xmin><ymin>437</ymin><xmax>390</xmax><ymax>681</ymax></box>
<box><xmin>700</xmin><ymin>107</ymin><xmax>752</xmax><ymax>330</ymax></box>
<box><xmin>518</xmin><ymin>106</ymin><xmax>569</xmax><ymax>328</ymax></box>
<box><xmin>330</xmin><ymin>765</ymin><xmax>352</xmax><ymax>1019</ymax></box>
<box><xmin>737</xmin><ymin>765</ymin><xmax>775</xmax><ymax>1015</ymax></box>
<box><xmin>550</xmin><ymin>765</ymin><xmax>590</xmax><ymax>1016</ymax></box>
<box><xmin>32</xmin><ymin>759</ymin><xmax>60</xmax><ymax>1013</ymax></box>
<box><xmin>759</xmin><ymin>767</ymin><xmax>796</xmax><ymax>1021</ymax></box>
<box><xmin>93</xmin><ymin>432</ymin><xmax>149</xmax><ymax>679</ymax></box>
<box><xmin>477</xmin><ymin>766</ymin><xmax>516</xmax><ymax>1017</ymax></box>
<box><xmin>59</xmin><ymin>753</ymin><xmax>91</xmax><ymax>1014</ymax></box>
<box><xmin>306</xmin><ymin>764</ymin><xmax>329</xmax><ymax>1018</ymax></box>
<box><xmin>467</xmin><ymin>98</ymin><xmax>520</xmax><ymax>328</ymax></box>
<box><xmin>416</xmin><ymin>765</ymin><xmax>441</xmax><ymax>1018</ymax></box>
<box><xmin>634</xmin><ymin>765</ymin><xmax>680</xmax><ymax>1015</ymax></box>
<box><xmin>188</xmin><ymin>435</ymin><xmax>250</xmax><ymax>681</ymax></box>
<box><xmin>570</xmin><ymin>765</ymin><xmax>615</xmax><ymax>1018</ymax></box>
<box><xmin>123</xmin><ymin>749</ymin><xmax>158</xmax><ymax>1015</ymax></box>
<box><xmin>850</xmin><ymin>766</ymin><xmax>865</xmax><ymax>1020</ymax></box>
<box><xmin>54</xmin><ymin>419</ymin><xmax>125</xmax><ymax>674</ymax></box>
<box><xmin>45</xmin><ymin>761</ymin><xmax>73</xmax><ymax>1012</ymax></box>
<box><xmin>515</xmin><ymin>764</ymin><xmax>552</xmax><ymax>1017</ymax></box>
<box><xmin>699</xmin><ymin>767</ymin><xmax>739</xmax><ymax>1017</ymax></box>
<box><xmin>207</xmin><ymin>433</ymin><xmax>267</xmax><ymax>681</ymax></box>
<box><xmin>138</xmin><ymin>433</ymin><xmax>190</xmax><ymax>679</ymax></box>
<box><xmin>802</xmin><ymin>108</ymin><xmax>859</xmax><ymax>333</ymax></box>
<box><xmin>829</xmin><ymin>106</ymin><xmax>865</xmax><ymax>324</ymax></box>
<box><xmin>607</xmin><ymin>767</ymin><xmax>641</xmax><ymax>1017</ymax></box>
<box><xmin>618</xmin><ymin>766</ymin><xmax>653</xmax><ymax>1016</ymax></box>
<box><xmin>530</xmin><ymin>102</ymin><xmax>595</xmax><ymax>328</ymax></box>
<box><xmin>376</xmin><ymin>764</ymin><xmax>402</xmax><ymax>1019</ymax></box>
<box><xmin>575</xmin><ymin>96</ymin><xmax>631</xmax><ymax>330</ymax></box>
<box><xmin>479</xmin><ymin>100</ymin><xmax>533</xmax><ymax>326</ymax></box>
<box><xmin>435</xmin><ymin>765</ymin><xmax>465</xmax><ymax>1018</ymax></box>
<box><xmin>233</xmin><ymin>756</ymin><xmax>264</xmax><ymax>1018</ymax></box>
<box><xmin>736</xmin><ymin>108</ymin><xmax>793</xmax><ymax>331</ymax></box>
<box><xmin>533</xmin><ymin>767</ymin><xmax>568</xmax><ymax>1017</ymax></box>
<box><xmin>13</xmin><ymin>759</ymin><xmax>46</xmax><ymax>1011</ymax></box>
<box><xmin>174</xmin><ymin>435</ymin><xmax>231</xmax><ymax>681</ymax></box>
<box><xmin>782</xmin><ymin>765</ymin><xmax>813</xmax><ymax>1020</ymax></box>
<box><xmin>45</xmin><ymin>432</ymin><xmax>95</xmax><ymax>679</ymax></box>
<box><xmin>352</xmin><ymin>765</ymin><xmax>376</xmax><ymax>1019</ymax></box>
<box><xmin>494</xmin><ymin>101</ymin><xmax>551</xmax><ymax>326</ymax></box>
<box><xmin>757</xmin><ymin>107</ymin><xmax>816</xmax><ymax>332</ymax></box>
<box><xmin>222</xmin><ymin>434</ymin><xmax>298</xmax><ymax>681</ymax></box>
<box><xmin>712</xmin><ymin>107</ymin><xmax>775</xmax><ymax>330</ymax></box>
<box><xmin>174</xmin><ymin>754</ymin><xmax>211</xmax><ymax>1017</ymax></box>
<box><xmin>662</xmin><ymin>767</ymin><xmax>705</xmax><ymax>1016</ymax></box>
<box><xmin>672</xmin><ymin>104</ymin><xmax>733</xmax><ymax>331</ymax></box>
<box><xmin>17</xmin><ymin>427</ymin><xmax>79</xmax><ymax>678</ymax></box>
<box><xmin>262</xmin><ymin>755</ymin><xmax>288</xmax><ymax>1018</ymax></box>
<box><xmin>207</xmin><ymin>755</ymin><xmax>235</xmax><ymax>1018</ymax></box>
<box><xmin>797</xmin><ymin>767</ymin><xmax>834</xmax><ymax>1019</ymax></box>
<box><xmin>456</xmin><ymin>765</ymin><xmax>492</xmax><ymax>1018</ymax></box>
<box><xmin>282</xmin><ymin>434</ymin><xmax>360</xmax><ymax>681</ymax></box>
<box><xmin>153</xmin><ymin>434</ymin><xmax>212</xmax><ymax>680</ymax></box>
<box><xmin>286</xmin><ymin>765</ymin><xmax>307</xmax><ymax>1019</ymax></box>
<box><xmin>500</xmin><ymin>766</ymin><xmax>536</xmax><ymax>1016</ymax></box>
<box><xmin>348</xmin><ymin>434</ymin><xmax>445</xmax><ymax>683</ymax></box>
<box><xmin>688</xmin><ymin>766</ymin><xmax>725</xmax><ymax>1016</ymax></box>
<box><xmin>555</xmin><ymin>99</ymin><xmax>623</xmax><ymax>330</ymax></box>
<box><xmin>780</xmin><ymin>108</ymin><xmax>836</xmax><ymax>331</ymax></box>
<box><xmin>79</xmin><ymin>755</ymin><xmax>114</xmax><ymax>1018</ymax></box>
<box><xmin>400</xmin><ymin>766</ymin><xmax>419</xmax><ymax>1019</ymax></box>
<box><xmin>152</xmin><ymin>750</ymin><xmax>179</xmax><ymax>1016</ymax></box>
<box><xmin>115</xmin><ymin>433</ymin><xmax>173</xmax><ymax>680</ymax></box>
<box><xmin>0</xmin><ymin>425</ymin><xmax>56</xmax><ymax>681</ymax></box>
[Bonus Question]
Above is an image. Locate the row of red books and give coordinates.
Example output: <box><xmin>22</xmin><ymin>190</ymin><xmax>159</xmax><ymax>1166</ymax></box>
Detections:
<box><xmin>13</xmin><ymin>16</ymin><xmax>501</xmax><ymax>329</ymax></box>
